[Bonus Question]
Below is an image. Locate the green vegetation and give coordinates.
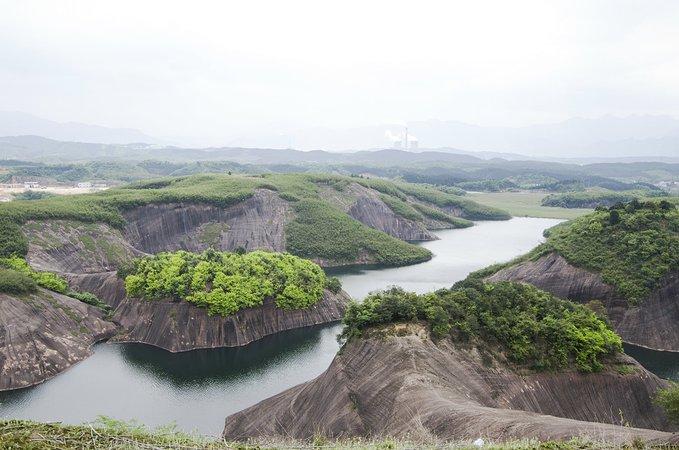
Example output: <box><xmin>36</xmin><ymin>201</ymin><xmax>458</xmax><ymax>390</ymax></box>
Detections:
<box><xmin>0</xmin><ymin>268</ymin><xmax>38</xmax><ymax>294</ymax></box>
<box><xmin>0</xmin><ymin>255</ymin><xmax>68</xmax><ymax>293</ymax></box>
<box><xmin>393</xmin><ymin>182</ymin><xmax>511</xmax><ymax>220</ymax></box>
<box><xmin>411</xmin><ymin>203</ymin><xmax>473</xmax><ymax>228</ymax></box>
<box><xmin>655</xmin><ymin>383</ymin><xmax>679</xmax><ymax>423</ymax></box>
<box><xmin>468</xmin><ymin>192</ymin><xmax>591</xmax><ymax>219</ymax></box>
<box><xmin>541</xmin><ymin>189</ymin><xmax>667</xmax><ymax>209</ymax></box>
<box><xmin>0</xmin><ymin>419</ymin><xmax>641</xmax><ymax>449</ymax></box>
<box><xmin>286</xmin><ymin>200</ymin><xmax>432</xmax><ymax>266</ymax></box>
<box><xmin>0</xmin><ymin>220</ymin><xmax>28</xmax><ymax>257</ymax></box>
<box><xmin>379</xmin><ymin>194</ymin><xmax>424</xmax><ymax>221</ymax></box>
<box><xmin>11</xmin><ymin>190</ymin><xmax>58</xmax><ymax>201</ymax></box>
<box><xmin>341</xmin><ymin>281</ymin><xmax>622</xmax><ymax>373</ymax></box>
<box><xmin>545</xmin><ymin>200</ymin><xmax>678</xmax><ymax>303</ymax></box>
<box><xmin>67</xmin><ymin>291</ymin><xmax>112</xmax><ymax>313</ymax></box>
<box><xmin>0</xmin><ymin>174</ymin><xmax>506</xmax><ymax>267</ymax></box>
<box><xmin>124</xmin><ymin>250</ymin><xmax>328</xmax><ymax>316</ymax></box>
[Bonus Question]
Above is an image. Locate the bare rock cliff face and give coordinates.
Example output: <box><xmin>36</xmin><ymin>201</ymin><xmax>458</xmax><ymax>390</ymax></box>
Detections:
<box><xmin>111</xmin><ymin>290</ymin><xmax>350</xmax><ymax>352</ymax></box>
<box><xmin>0</xmin><ymin>289</ymin><xmax>116</xmax><ymax>391</ymax></box>
<box><xmin>122</xmin><ymin>189</ymin><xmax>291</xmax><ymax>254</ymax></box>
<box><xmin>65</xmin><ymin>271</ymin><xmax>127</xmax><ymax>309</ymax></box>
<box><xmin>24</xmin><ymin>221</ymin><xmax>141</xmax><ymax>273</ymax></box>
<box><xmin>348</xmin><ymin>196</ymin><xmax>437</xmax><ymax>241</ymax></box>
<box><xmin>488</xmin><ymin>253</ymin><xmax>679</xmax><ymax>352</ymax></box>
<box><xmin>223</xmin><ymin>327</ymin><xmax>674</xmax><ymax>444</ymax></box>
<box><xmin>318</xmin><ymin>183</ymin><xmax>439</xmax><ymax>241</ymax></box>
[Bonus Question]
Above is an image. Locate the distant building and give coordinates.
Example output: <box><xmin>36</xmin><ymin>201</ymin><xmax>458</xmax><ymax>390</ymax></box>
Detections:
<box><xmin>77</xmin><ymin>182</ymin><xmax>93</xmax><ymax>188</ymax></box>
<box><xmin>23</xmin><ymin>182</ymin><xmax>40</xmax><ymax>189</ymax></box>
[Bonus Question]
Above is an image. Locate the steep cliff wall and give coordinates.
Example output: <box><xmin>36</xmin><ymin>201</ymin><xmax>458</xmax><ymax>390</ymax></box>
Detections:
<box><xmin>122</xmin><ymin>189</ymin><xmax>291</xmax><ymax>254</ymax></box>
<box><xmin>24</xmin><ymin>220</ymin><xmax>141</xmax><ymax>273</ymax></box>
<box><xmin>319</xmin><ymin>183</ymin><xmax>438</xmax><ymax>241</ymax></box>
<box><xmin>65</xmin><ymin>271</ymin><xmax>127</xmax><ymax>309</ymax></box>
<box><xmin>348</xmin><ymin>196</ymin><xmax>436</xmax><ymax>241</ymax></box>
<box><xmin>223</xmin><ymin>326</ymin><xmax>673</xmax><ymax>444</ymax></box>
<box><xmin>0</xmin><ymin>289</ymin><xmax>116</xmax><ymax>391</ymax></box>
<box><xmin>111</xmin><ymin>290</ymin><xmax>350</xmax><ymax>352</ymax></box>
<box><xmin>488</xmin><ymin>253</ymin><xmax>679</xmax><ymax>352</ymax></box>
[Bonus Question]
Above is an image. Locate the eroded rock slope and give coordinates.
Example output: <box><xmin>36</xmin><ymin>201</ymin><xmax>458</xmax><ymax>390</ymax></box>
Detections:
<box><xmin>111</xmin><ymin>290</ymin><xmax>350</xmax><ymax>352</ymax></box>
<box><xmin>223</xmin><ymin>325</ymin><xmax>674</xmax><ymax>444</ymax></box>
<box><xmin>0</xmin><ymin>289</ymin><xmax>116</xmax><ymax>391</ymax></box>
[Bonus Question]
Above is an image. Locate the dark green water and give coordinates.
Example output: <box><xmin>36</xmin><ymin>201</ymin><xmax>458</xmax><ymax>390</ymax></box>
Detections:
<box><xmin>623</xmin><ymin>344</ymin><xmax>679</xmax><ymax>381</ymax></box>
<box><xmin>1</xmin><ymin>217</ymin><xmax>675</xmax><ymax>435</ymax></box>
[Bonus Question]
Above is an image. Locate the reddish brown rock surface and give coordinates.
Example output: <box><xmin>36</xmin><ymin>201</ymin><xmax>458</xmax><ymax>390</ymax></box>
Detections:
<box><xmin>223</xmin><ymin>326</ymin><xmax>675</xmax><ymax>444</ymax></box>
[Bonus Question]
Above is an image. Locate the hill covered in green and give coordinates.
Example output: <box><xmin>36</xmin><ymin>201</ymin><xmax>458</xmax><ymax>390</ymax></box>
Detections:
<box><xmin>123</xmin><ymin>250</ymin><xmax>332</xmax><ymax>316</ymax></box>
<box><xmin>541</xmin><ymin>189</ymin><xmax>669</xmax><ymax>209</ymax></box>
<box><xmin>476</xmin><ymin>200</ymin><xmax>679</xmax><ymax>304</ymax></box>
<box><xmin>341</xmin><ymin>280</ymin><xmax>622</xmax><ymax>373</ymax></box>
<box><xmin>0</xmin><ymin>173</ymin><xmax>509</xmax><ymax>267</ymax></box>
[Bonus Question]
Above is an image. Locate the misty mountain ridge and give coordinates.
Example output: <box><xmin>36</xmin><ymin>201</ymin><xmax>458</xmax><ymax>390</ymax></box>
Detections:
<box><xmin>1</xmin><ymin>111</ymin><xmax>679</xmax><ymax>160</ymax></box>
<box><xmin>0</xmin><ymin>111</ymin><xmax>163</xmax><ymax>146</ymax></box>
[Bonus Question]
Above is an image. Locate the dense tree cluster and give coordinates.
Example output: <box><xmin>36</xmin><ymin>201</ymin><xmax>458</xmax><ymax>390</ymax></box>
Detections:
<box><xmin>547</xmin><ymin>200</ymin><xmax>678</xmax><ymax>303</ymax></box>
<box><xmin>541</xmin><ymin>189</ymin><xmax>666</xmax><ymax>209</ymax></box>
<box><xmin>124</xmin><ymin>250</ymin><xmax>331</xmax><ymax>316</ymax></box>
<box><xmin>341</xmin><ymin>280</ymin><xmax>622</xmax><ymax>373</ymax></box>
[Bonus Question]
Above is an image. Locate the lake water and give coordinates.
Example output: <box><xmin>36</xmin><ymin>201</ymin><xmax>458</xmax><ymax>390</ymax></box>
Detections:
<box><xmin>1</xmin><ymin>217</ymin><xmax>675</xmax><ymax>436</ymax></box>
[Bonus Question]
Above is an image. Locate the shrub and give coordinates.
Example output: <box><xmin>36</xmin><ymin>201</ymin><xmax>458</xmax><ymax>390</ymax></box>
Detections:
<box><xmin>655</xmin><ymin>383</ymin><xmax>679</xmax><ymax>423</ymax></box>
<box><xmin>67</xmin><ymin>290</ymin><xmax>111</xmax><ymax>312</ymax></box>
<box><xmin>0</xmin><ymin>255</ymin><xmax>69</xmax><ymax>293</ymax></box>
<box><xmin>0</xmin><ymin>220</ymin><xmax>28</xmax><ymax>257</ymax></box>
<box><xmin>341</xmin><ymin>281</ymin><xmax>622</xmax><ymax>373</ymax></box>
<box><xmin>0</xmin><ymin>268</ymin><xmax>37</xmax><ymax>294</ymax></box>
<box><xmin>124</xmin><ymin>250</ymin><xmax>327</xmax><ymax>316</ymax></box>
<box><xmin>325</xmin><ymin>276</ymin><xmax>342</xmax><ymax>294</ymax></box>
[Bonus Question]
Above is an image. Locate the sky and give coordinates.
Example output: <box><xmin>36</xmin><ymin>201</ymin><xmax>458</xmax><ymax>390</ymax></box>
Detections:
<box><xmin>2</xmin><ymin>0</ymin><xmax>679</xmax><ymax>146</ymax></box>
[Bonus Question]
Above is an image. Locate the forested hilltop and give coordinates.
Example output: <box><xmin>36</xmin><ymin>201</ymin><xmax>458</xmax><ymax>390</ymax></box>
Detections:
<box><xmin>342</xmin><ymin>280</ymin><xmax>622</xmax><ymax>373</ymax></box>
<box><xmin>0</xmin><ymin>173</ymin><xmax>509</xmax><ymax>268</ymax></box>
<box><xmin>486</xmin><ymin>200</ymin><xmax>678</xmax><ymax>303</ymax></box>
<box><xmin>484</xmin><ymin>199</ymin><xmax>679</xmax><ymax>352</ymax></box>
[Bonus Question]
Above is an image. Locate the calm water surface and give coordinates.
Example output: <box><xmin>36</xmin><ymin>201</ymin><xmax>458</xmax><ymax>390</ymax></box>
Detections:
<box><xmin>3</xmin><ymin>217</ymin><xmax>674</xmax><ymax>435</ymax></box>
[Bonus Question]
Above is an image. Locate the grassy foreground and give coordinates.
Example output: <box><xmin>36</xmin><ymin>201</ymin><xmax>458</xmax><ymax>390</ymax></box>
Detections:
<box><xmin>468</xmin><ymin>192</ymin><xmax>591</xmax><ymax>219</ymax></box>
<box><xmin>0</xmin><ymin>420</ymin><xmax>647</xmax><ymax>449</ymax></box>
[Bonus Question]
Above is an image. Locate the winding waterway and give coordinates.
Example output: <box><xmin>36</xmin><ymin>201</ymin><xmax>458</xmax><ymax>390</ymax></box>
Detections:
<box><xmin>1</xmin><ymin>217</ymin><xmax>676</xmax><ymax>435</ymax></box>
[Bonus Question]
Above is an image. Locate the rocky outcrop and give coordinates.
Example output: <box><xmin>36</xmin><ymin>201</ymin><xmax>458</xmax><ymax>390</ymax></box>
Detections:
<box><xmin>122</xmin><ymin>189</ymin><xmax>292</xmax><ymax>254</ymax></box>
<box><xmin>111</xmin><ymin>290</ymin><xmax>350</xmax><ymax>352</ymax></box>
<box><xmin>65</xmin><ymin>271</ymin><xmax>127</xmax><ymax>309</ymax></box>
<box><xmin>223</xmin><ymin>325</ymin><xmax>674</xmax><ymax>444</ymax></box>
<box><xmin>0</xmin><ymin>289</ymin><xmax>116</xmax><ymax>391</ymax></box>
<box><xmin>24</xmin><ymin>220</ymin><xmax>141</xmax><ymax>273</ymax></box>
<box><xmin>348</xmin><ymin>196</ymin><xmax>437</xmax><ymax>241</ymax></box>
<box><xmin>488</xmin><ymin>253</ymin><xmax>679</xmax><ymax>352</ymax></box>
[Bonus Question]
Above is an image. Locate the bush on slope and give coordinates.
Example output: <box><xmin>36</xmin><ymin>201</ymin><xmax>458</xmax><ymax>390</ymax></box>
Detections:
<box><xmin>341</xmin><ymin>280</ymin><xmax>622</xmax><ymax>373</ymax></box>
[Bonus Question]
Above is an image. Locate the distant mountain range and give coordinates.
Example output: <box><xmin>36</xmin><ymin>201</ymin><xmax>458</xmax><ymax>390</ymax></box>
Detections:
<box><xmin>257</xmin><ymin>116</ymin><xmax>679</xmax><ymax>157</ymax></box>
<box><xmin>1</xmin><ymin>111</ymin><xmax>678</xmax><ymax>160</ymax></box>
<box><xmin>0</xmin><ymin>111</ymin><xmax>162</xmax><ymax>145</ymax></box>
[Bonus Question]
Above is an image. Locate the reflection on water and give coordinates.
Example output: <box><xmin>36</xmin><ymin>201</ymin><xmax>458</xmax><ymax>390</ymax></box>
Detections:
<box><xmin>11</xmin><ymin>217</ymin><xmax>665</xmax><ymax>436</ymax></box>
<box><xmin>624</xmin><ymin>343</ymin><xmax>679</xmax><ymax>381</ymax></box>
<box><xmin>0</xmin><ymin>324</ymin><xmax>342</xmax><ymax>435</ymax></box>
<box><xmin>119</xmin><ymin>325</ymin><xmax>337</xmax><ymax>387</ymax></box>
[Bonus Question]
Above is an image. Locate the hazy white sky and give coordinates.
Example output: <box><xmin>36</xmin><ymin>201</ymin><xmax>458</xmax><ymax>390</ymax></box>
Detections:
<box><xmin>2</xmin><ymin>0</ymin><xmax>679</xmax><ymax>143</ymax></box>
